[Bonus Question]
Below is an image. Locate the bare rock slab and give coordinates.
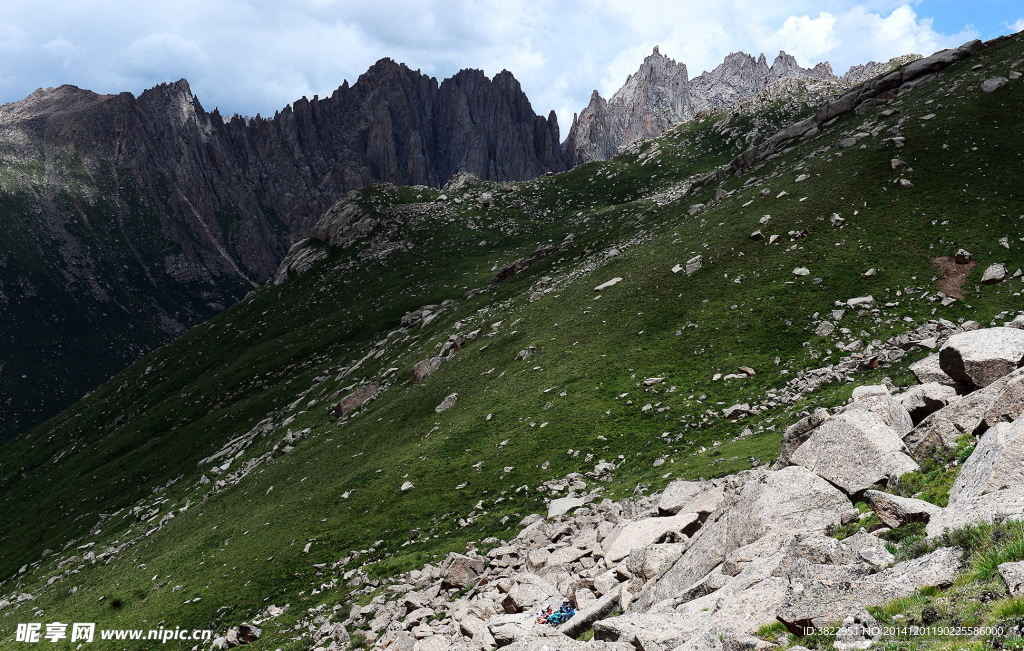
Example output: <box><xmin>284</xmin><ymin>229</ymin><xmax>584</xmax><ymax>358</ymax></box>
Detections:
<box><xmin>790</xmin><ymin>410</ymin><xmax>918</xmax><ymax>495</ymax></box>
<box><xmin>939</xmin><ymin>327</ymin><xmax>1024</xmax><ymax>388</ymax></box>
<box><xmin>863</xmin><ymin>490</ymin><xmax>941</xmax><ymax>528</ymax></box>
<box><xmin>926</xmin><ymin>487</ymin><xmax>1024</xmax><ymax>537</ymax></box>
<box><xmin>998</xmin><ymin>561</ymin><xmax>1024</xmax><ymax>596</ymax></box>
<box><xmin>949</xmin><ymin>419</ymin><xmax>1024</xmax><ymax>503</ymax></box>
<box><xmin>657</xmin><ymin>479</ymin><xmax>725</xmax><ymax>516</ymax></box>
<box><xmin>778</xmin><ymin>547</ymin><xmax>961</xmax><ymax>633</ymax></box>
<box><xmin>604</xmin><ymin>512</ymin><xmax>700</xmax><ymax>562</ymax></box>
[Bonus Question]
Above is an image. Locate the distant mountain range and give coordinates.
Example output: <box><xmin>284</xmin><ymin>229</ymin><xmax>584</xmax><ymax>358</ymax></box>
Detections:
<box><xmin>563</xmin><ymin>46</ymin><xmax>913</xmax><ymax>165</ymax></box>
<box><xmin>0</xmin><ymin>46</ymin><xmax>903</xmax><ymax>439</ymax></box>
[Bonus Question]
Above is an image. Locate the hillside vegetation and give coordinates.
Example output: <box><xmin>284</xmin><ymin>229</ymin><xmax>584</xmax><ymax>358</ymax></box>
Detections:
<box><xmin>1</xmin><ymin>34</ymin><xmax>1023</xmax><ymax>650</ymax></box>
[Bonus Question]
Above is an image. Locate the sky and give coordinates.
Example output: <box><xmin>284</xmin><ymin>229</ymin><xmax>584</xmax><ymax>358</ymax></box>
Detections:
<box><xmin>1</xmin><ymin>0</ymin><xmax>1021</xmax><ymax>133</ymax></box>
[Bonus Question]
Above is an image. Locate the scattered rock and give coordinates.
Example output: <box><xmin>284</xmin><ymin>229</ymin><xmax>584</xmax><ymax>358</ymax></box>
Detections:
<box><xmin>981</xmin><ymin>263</ymin><xmax>1007</xmax><ymax>284</ymax></box>
<box><xmin>833</xmin><ymin>605</ymin><xmax>881</xmax><ymax>651</ymax></box>
<box><xmin>685</xmin><ymin>255</ymin><xmax>703</xmax><ymax>276</ymax></box>
<box><xmin>982</xmin><ymin>77</ymin><xmax>1008</xmax><ymax>92</ymax></box>
<box><xmin>723</xmin><ymin>404</ymin><xmax>752</xmax><ymax>419</ymax></box>
<box><xmin>435</xmin><ymin>393</ymin><xmax>458</xmax><ymax>412</ymax></box>
<box><xmin>998</xmin><ymin>561</ymin><xmax>1024</xmax><ymax>596</ymax></box>
<box><xmin>438</xmin><ymin>552</ymin><xmax>486</xmax><ymax>589</ymax></box>
<box><xmin>412</xmin><ymin>357</ymin><xmax>444</xmax><ymax>382</ymax></box>
<box><xmin>846</xmin><ymin>296</ymin><xmax>875</xmax><ymax>309</ymax></box>
<box><xmin>595</xmin><ymin>277</ymin><xmax>624</xmax><ymax>291</ymax></box>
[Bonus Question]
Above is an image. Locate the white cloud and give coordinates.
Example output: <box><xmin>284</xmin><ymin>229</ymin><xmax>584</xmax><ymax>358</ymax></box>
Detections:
<box><xmin>1009</xmin><ymin>18</ymin><xmax>1024</xmax><ymax>33</ymax></box>
<box><xmin>777</xmin><ymin>13</ymin><xmax>839</xmax><ymax>61</ymax></box>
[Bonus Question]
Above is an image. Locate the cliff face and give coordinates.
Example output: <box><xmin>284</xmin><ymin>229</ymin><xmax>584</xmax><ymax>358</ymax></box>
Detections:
<box><xmin>0</xmin><ymin>62</ymin><xmax>566</xmax><ymax>440</ymax></box>
<box><xmin>566</xmin><ymin>48</ymin><xmax>853</xmax><ymax>165</ymax></box>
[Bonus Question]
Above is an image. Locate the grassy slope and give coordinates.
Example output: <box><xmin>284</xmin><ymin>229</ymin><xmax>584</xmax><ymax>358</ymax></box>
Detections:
<box><xmin>0</xmin><ymin>35</ymin><xmax>1023</xmax><ymax>649</ymax></box>
<box><xmin>0</xmin><ymin>152</ymin><xmax>253</xmax><ymax>441</ymax></box>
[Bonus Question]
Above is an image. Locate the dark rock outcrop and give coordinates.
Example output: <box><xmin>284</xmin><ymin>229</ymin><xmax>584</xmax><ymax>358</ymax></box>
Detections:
<box><xmin>0</xmin><ymin>62</ymin><xmax>565</xmax><ymax>439</ymax></box>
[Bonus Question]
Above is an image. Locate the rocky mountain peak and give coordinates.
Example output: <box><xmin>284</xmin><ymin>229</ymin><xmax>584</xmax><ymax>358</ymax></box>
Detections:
<box><xmin>565</xmin><ymin>46</ymin><xmax>908</xmax><ymax>165</ymax></box>
<box><xmin>564</xmin><ymin>46</ymin><xmax>691</xmax><ymax>165</ymax></box>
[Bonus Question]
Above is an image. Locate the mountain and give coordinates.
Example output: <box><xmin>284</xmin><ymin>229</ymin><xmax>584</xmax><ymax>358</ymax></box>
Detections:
<box><xmin>0</xmin><ymin>29</ymin><xmax>1022</xmax><ymax>651</ymax></box>
<box><xmin>564</xmin><ymin>47</ymin><xmax>911</xmax><ymax>166</ymax></box>
<box><xmin>0</xmin><ymin>60</ymin><xmax>565</xmax><ymax>440</ymax></box>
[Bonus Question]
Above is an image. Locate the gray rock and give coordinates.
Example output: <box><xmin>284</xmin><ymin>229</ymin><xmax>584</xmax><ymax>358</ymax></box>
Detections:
<box><xmin>635</xmin><ymin>468</ymin><xmax>849</xmax><ymax>611</ymax></box>
<box><xmin>503</xmin><ymin>636</ymin><xmax>635</xmax><ymax>650</ymax></box>
<box><xmin>897</xmin><ymin>382</ymin><xmax>960</xmax><ymax>424</ymax></box>
<box><xmin>842</xmin><ymin>530</ymin><xmax>895</xmax><ymax>568</ymax></box>
<box><xmin>438</xmin><ymin>552</ymin><xmax>486</xmax><ymax>589</ymax></box>
<box><xmin>778</xmin><ymin>547</ymin><xmax>960</xmax><ymax>633</ymax></box>
<box><xmin>790</xmin><ymin>410</ymin><xmax>918</xmax><ymax>495</ymax></box>
<box><xmin>314</xmin><ymin>621</ymin><xmax>351</xmax><ymax>646</ymax></box>
<box><xmin>982</xmin><ymin>263</ymin><xmax>1007</xmax><ymax>284</ymax></box>
<box><xmin>503</xmin><ymin>573</ymin><xmax>563</xmax><ymax>613</ymax></box>
<box><xmin>846</xmin><ymin>296</ymin><xmax>875</xmax><ymax>309</ymax></box>
<box><xmin>223</xmin><ymin>623</ymin><xmax>261</xmax><ymax>647</ymax></box>
<box><xmin>435</xmin><ymin>393</ymin><xmax>458</xmax><ymax>412</ymax></box>
<box><xmin>846</xmin><ymin>391</ymin><xmax>914</xmax><ymax>438</ymax></box>
<box><xmin>685</xmin><ymin>255</ymin><xmax>703</xmax><ymax>276</ymax></box>
<box><xmin>815</xmin><ymin>321</ymin><xmax>836</xmax><ymax>337</ymax></box>
<box><xmin>604</xmin><ymin>512</ymin><xmax>700</xmax><ymax>562</ymax></box>
<box><xmin>926</xmin><ymin>486</ymin><xmax>1024</xmax><ymax>537</ymax></box>
<box><xmin>412</xmin><ymin>357</ymin><xmax>444</xmax><ymax>382</ymax></box>
<box><xmin>658</xmin><ymin>480</ymin><xmax>725</xmax><ymax>516</ymax></box>
<box><xmin>998</xmin><ymin>561</ymin><xmax>1024</xmax><ymax>596</ymax></box>
<box><xmin>939</xmin><ymin>327</ymin><xmax>1024</xmax><ymax>388</ymax></box>
<box><xmin>559</xmin><ymin>585</ymin><xmax>622</xmax><ymax>639</ymax></box>
<box><xmin>777</xmin><ymin>409</ymin><xmax>831</xmax><ymax>466</ymax></box>
<box><xmin>902</xmin><ymin>373</ymin><xmax>1018</xmax><ymax>458</ymax></box>
<box><xmin>833</xmin><ymin>605</ymin><xmax>881</xmax><ymax>650</ymax></box>
<box><xmin>949</xmin><ymin>419</ymin><xmax>1024</xmax><ymax>503</ymax></box>
<box><xmin>980</xmin><ymin>369</ymin><xmax>1024</xmax><ymax>427</ymax></box>
<box><xmin>333</xmin><ymin>381</ymin><xmax>381</xmax><ymax>417</ymax></box>
<box><xmin>982</xmin><ymin>77</ymin><xmax>1008</xmax><ymax>92</ymax></box>
<box><xmin>547</xmin><ymin>496</ymin><xmax>588</xmax><ymax>519</ymax></box>
<box><xmin>723</xmin><ymin>404</ymin><xmax>752</xmax><ymax>419</ymax></box>
<box><xmin>909</xmin><ymin>353</ymin><xmax>954</xmax><ymax>384</ymax></box>
<box><xmin>863</xmin><ymin>490</ymin><xmax>941</xmax><ymax>528</ymax></box>
<box><xmin>625</xmin><ymin>543</ymin><xmax>688</xmax><ymax>582</ymax></box>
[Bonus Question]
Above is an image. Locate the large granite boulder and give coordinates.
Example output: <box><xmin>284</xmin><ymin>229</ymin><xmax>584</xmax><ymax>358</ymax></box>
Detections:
<box><xmin>657</xmin><ymin>480</ymin><xmax>725</xmax><ymax>516</ymax></box>
<box><xmin>604</xmin><ymin>512</ymin><xmax>700</xmax><ymax>562</ymax></box>
<box><xmin>863</xmin><ymin>490</ymin><xmax>942</xmax><ymax>528</ymax></box>
<box><xmin>949</xmin><ymin>419</ymin><xmax>1024</xmax><ymax>503</ymax></box>
<box><xmin>631</xmin><ymin>468</ymin><xmax>849</xmax><ymax>612</ymax></box>
<box><xmin>939</xmin><ymin>327</ymin><xmax>1024</xmax><ymax>388</ymax></box>
<box><xmin>897</xmin><ymin>382</ymin><xmax>960</xmax><ymax>424</ymax></box>
<box><xmin>438</xmin><ymin>552</ymin><xmax>486</xmax><ymax>589</ymax></box>
<box><xmin>926</xmin><ymin>487</ymin><xmax>1024</xmax><ymax>537</ymax></box>
<box><xmin>777</xmin><ymin>547</ymin><xmax>961</xmax><ymax>633</ymax></box>
<box><xmin>790</xmin><ymin>410</ymin><xmax>918</xmax><ymax>495</ymax></box>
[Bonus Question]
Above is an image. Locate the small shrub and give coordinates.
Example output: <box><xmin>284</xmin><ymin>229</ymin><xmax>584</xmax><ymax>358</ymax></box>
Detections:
<box><xmin>754</xmin><ymin>620</ymin><xmax>788</xmax><ymax>641</ymax></box>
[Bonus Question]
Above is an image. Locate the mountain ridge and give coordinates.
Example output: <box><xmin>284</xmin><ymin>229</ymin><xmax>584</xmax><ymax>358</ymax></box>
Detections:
<box><xmin>0</xmin><ymin>61</ymin><xmax>566</xmax><ymax>440</ymax></box>
<box><xmin>564</xmin><ymin>46</ymin><xmax>917</xmax><ymax>166</ymax></box>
